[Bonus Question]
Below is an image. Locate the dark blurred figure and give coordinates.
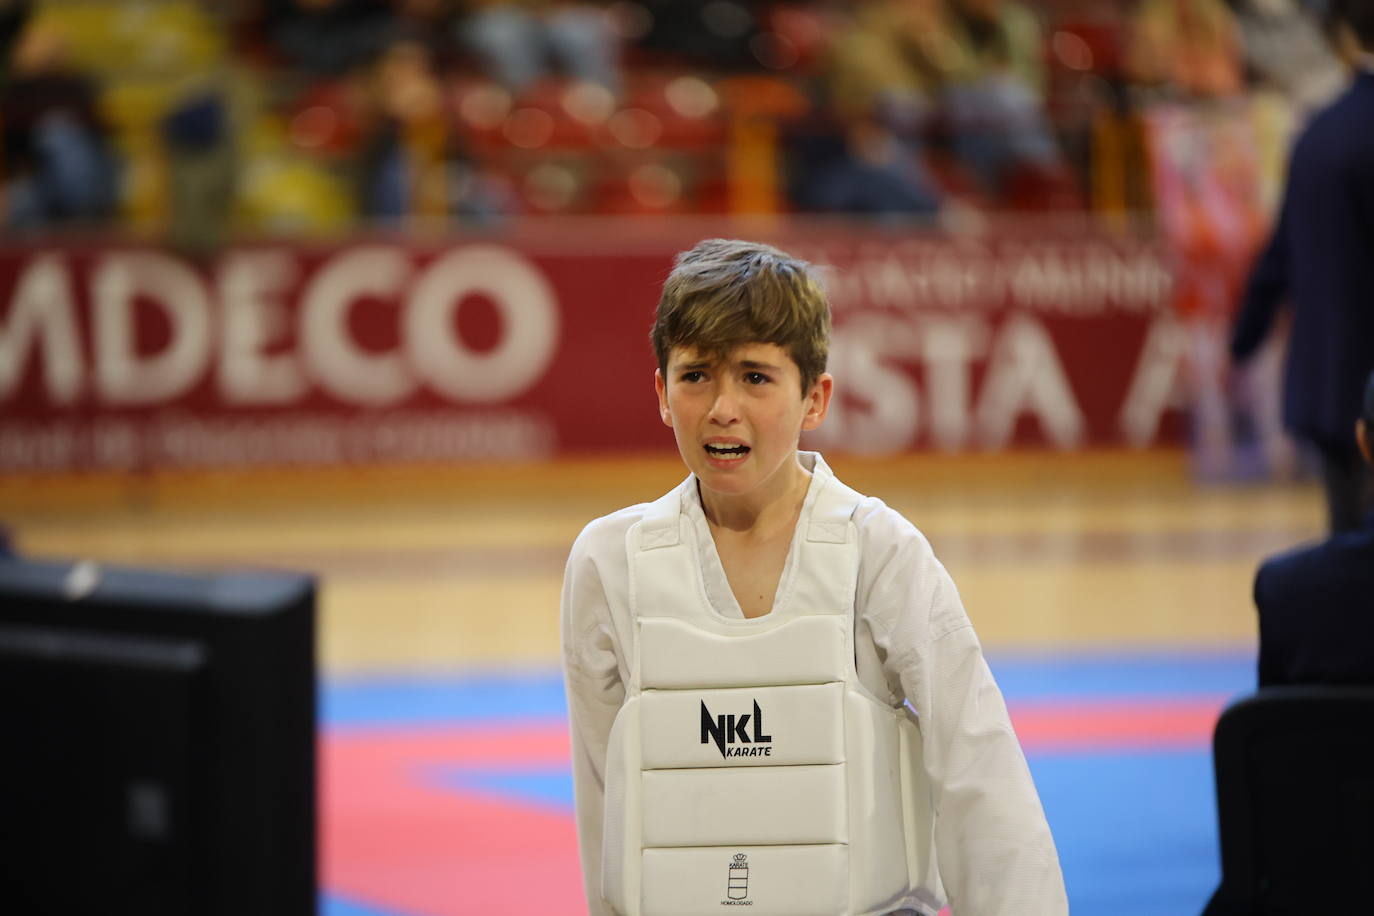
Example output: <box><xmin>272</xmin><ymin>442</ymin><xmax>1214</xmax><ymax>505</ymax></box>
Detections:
<box><xmin>1</xmin><ymin>19</ymin><xmax>116</xmax><ymax>231</ymax></box>
<box><xmin>786</xmin><ymin>117</ymin><xmax>942</xmax><ymax>217</ymax></box>
<box><xmin>0</xmin><ymin>0</ymin><xmax>30</xmax><ymax>69</ymax></box>
<box><xmin>357</xmin><ymin>32</ymin><xmax>505</xmax><ymax>223</ymax></box>
<box><xmin>631</xmin><ymin>0</ymin><xmax>765</xmax><ymax>70</ymax></box>
<box><xmin>267</xmin><ymin>0</ymin><xmax>399</xmax><ymax>76</ymax></box>
<box><xmin>162</xmin><ymin>92</ymin><xmax>235</xmax><ymax>257</ymax></box>
<box><xmin>1230</xmin><ymin>0</ymin><xmax>1374</xmax><ymax>533</ymax></box>
<box><xmin>358</xmin><ymin>34</ymin><xmax>446</xmax><ymax>219</ymax></box>
<box><xmin>455</xmin><ymin>0</ymin><xmax>621</xmax><ymax>95</ymax></box>
<box><xmin>1254</xmin><ymin>371</ymin><xmax>1374</xmax><ymax>687</ymax></box>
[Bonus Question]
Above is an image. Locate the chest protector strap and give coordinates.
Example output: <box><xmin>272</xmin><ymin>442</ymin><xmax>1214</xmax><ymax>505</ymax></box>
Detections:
<box><xmin>603</xmin><ymin>473</ymin><xmax>940</xmax><ymax>916</ymax></box>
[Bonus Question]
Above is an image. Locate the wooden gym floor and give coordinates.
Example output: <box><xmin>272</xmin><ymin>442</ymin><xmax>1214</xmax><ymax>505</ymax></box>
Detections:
<box><xmin>0</xmin><ymin>449</ymin><xmax>1322</xmax><ymax>674</ymax></box>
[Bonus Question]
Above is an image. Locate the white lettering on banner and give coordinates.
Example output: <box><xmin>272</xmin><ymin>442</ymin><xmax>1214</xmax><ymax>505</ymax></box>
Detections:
<box><xmin>0</xmin><ymin>411</ymin><xmax>556</xmax><ymax>472</ymax></box>
<box><xmin>300</xmin><ymin>246</ymin><xmax>415</xmax><ymax>405</ymax></box>
<box><xmin>1119</xmin><ymin>318</ymin><xmax>1189</xmax><ymax>447</ymax></box>
<box><xmin>0</xmin><ymin>420</ymin><xmax>77</xmax><ymax>470</ymax></box>
<box><xmin>218</xmin><ymin>250</ymin><xmax>307</xmax><ymax>404</ymax></box>
<box><xmin>91</xmin><ymin>418</ymin><xmax>140</xmax><ymax>470</ymax></box>
<box><xmin>406</xmin><ymin>245</ymin><xmax>559</xmax><ymax>403</ymax></box>
<box><xmin>814</xmin><ymin>314</ymin><xmax>1086</xmax><ymax>453</ymax></box>
<box><xmin>976</xmin><ymin>315</ymin><xmax>1085</xmax><ymax>449</ymax></box>
<box><xmin>822</xmin><ymin>334</ymin><xmax>921</xmax><ymax>454</ymax></box>
<box><xmin>797</xmin><ymin>240</ymin><xmax>1172</xmax><ymax>315</ymax></box>
<box><xmin>928</xmin><ymin>243</ymin><xmax>994</xmax><ymax>309</ymax></box>
<box><xmin>93</xmin><ymin>252</ymin><xmax>213</xmax><ymax>404</ymax></box>
<box><xmin>919</xmin><ymin>317</ymin><xmax>988</xmax><ymax>450</ymax></box>
<box><xmin>0</xmin><ymin>255</ymin><xmax>82</xmax><ymax>404</ymax></box>
<box><xmin>1</xmin><ymin>244</ymin><xmax>561</xmax><ymax>410</ymax></box>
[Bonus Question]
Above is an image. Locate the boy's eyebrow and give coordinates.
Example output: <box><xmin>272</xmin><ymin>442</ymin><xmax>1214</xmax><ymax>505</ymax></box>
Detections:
<box><xmin>673</xmin><ymin>357</ymin><xmax>785</xmax><ymax>371</ymax></box>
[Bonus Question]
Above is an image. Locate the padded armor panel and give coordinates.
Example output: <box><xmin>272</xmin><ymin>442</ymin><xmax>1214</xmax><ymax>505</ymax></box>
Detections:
<box><xmin>638</xmin><ymin>615</ymin><xmax>847</xmax><ymax>690</ymax></box>
<box><xmin>641</xmin><ymin>764</ymin><xmax>848</xmax><ymax>847</ymax></box>
<box><xmin>899</xmin><ymin>708</ymin><xmax>941</xmax><ymax>900</ymax></box>
<box><xmin>640</xmin><ymin>683</ymin><xmax>845</xmax><ymax>769</ymax></box>
<box><xmin>606</xmin><ymin>470</ymin><xmax>941</xmax><ymax>916</ymax></box>
<box><xmin>843</xmin><ymin>691</ymin><xmax>912</xmax><ymax>912</ymax></box>
<box><xmin>604</xmin><ymin>697</ymin><xmax>643</xmax><ymax>916</ymax></box>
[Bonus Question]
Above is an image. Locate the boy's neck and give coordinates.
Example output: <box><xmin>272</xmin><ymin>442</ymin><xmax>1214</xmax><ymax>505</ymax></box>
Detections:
<box><xmin>698</xmin><ymin>454</ymin><xmax>812</xmax><ymax>537</ymax></box>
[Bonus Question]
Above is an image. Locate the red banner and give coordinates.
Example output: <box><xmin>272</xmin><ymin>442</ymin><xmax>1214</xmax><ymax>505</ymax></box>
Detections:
<box><xmin>0</xmin><ymin>226</ymin><xmax>1186</xmax><ymax>473</ymax></box>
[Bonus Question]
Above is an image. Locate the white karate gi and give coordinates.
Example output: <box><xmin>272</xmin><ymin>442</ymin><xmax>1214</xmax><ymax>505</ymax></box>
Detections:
<box><xmin>561</xmin><ymin>452</ymin><xmax>1067</xmax><ymax>916</ymax></box>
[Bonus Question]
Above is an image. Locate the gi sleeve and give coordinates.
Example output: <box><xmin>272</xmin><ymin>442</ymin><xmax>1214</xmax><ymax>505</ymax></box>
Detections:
<box><xmin>560</xmin><ymin>527</ymin><xmax>626</xmax><ymax>916</ymax></box>
<box><xmin>860</xmin><ymin>516</ymin><xmax>1068</xmax><ymax>916</ymax></box>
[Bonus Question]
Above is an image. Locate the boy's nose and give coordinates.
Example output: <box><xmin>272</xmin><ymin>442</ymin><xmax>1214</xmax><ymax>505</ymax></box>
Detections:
<box><xmin>707</xmin><ymin>388</ymin><xmax>741</xmax><ymax>425</ymax></box>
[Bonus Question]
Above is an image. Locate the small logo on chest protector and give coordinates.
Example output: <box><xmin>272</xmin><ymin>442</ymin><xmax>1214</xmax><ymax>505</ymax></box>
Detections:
<box><xmin>700</xmin><ymin>700</ymin><xmax>772</xmax><ymax>759</ymax></box>
<box><xmin>722</xmin><ymin>853</ymin><xmax>751</xmax><ymax>904</ymax></box>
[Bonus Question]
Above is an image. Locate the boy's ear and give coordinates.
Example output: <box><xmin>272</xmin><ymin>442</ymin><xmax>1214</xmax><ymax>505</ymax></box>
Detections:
<box><xmin>655</xmin><ymin>369</ymin><xmax>673</xmax><ymax>428</ymax></box>
<box><xmin>800</xmin><ymin>373</ymin><xmax>834</xmax><ymax>432</ymax></box>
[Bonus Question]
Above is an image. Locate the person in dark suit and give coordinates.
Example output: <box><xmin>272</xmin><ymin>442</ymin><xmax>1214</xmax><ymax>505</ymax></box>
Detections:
<box><xmin>1255</xmin><ymin>370</ymin><xmax>1374</xmax><ymax>687</ymax></box>
<box><xmin>1230</xmin><ymin>0</ymin><xmax>1374</xmax><ymax>533</ymax></box>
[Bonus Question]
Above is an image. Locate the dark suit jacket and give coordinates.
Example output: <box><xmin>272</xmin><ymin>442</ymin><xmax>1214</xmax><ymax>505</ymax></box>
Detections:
<box><xmin>1231</xmin><ymin>71</ymin><xmax>1374</xmax><ymax>449</ymax></box>
<box><xmin>1256</xmin><ymin>512</ymin><xmax>1374</xmax><ymax>686</ymax></box>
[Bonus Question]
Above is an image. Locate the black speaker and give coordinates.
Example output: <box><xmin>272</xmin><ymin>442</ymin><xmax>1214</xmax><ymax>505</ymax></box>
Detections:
<box><xmin>0</xmin><ymin>557</ymin><xmax>317</xmax><ymax>916</ymax></box>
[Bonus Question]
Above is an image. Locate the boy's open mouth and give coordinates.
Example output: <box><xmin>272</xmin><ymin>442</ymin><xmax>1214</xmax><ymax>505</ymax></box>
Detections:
<box><xmin>704</xmin><ymin>443</ymin><xmax>750</xmax><ymax>461</ymax></box>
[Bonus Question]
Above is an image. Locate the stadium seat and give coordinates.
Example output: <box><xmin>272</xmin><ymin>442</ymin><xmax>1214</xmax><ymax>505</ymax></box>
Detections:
<box><xmin>1204</xmin><ymin>688</ymin><xmax>1374</xmax><ymax>915</ymax></box>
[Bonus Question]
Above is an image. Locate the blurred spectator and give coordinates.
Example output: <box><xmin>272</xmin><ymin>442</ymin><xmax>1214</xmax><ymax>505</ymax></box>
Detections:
<box><xmin>828</xmin><ymin>0</ymin><xmax>1063</xmax><ymax>203</ymax></box>
<box><xmin>1229</xmin><ymin>0</ymin><xmax>1347</xmax><ymax>117</ymax></box>
<box><xmin>810</xmin><ymin>0</ymin><xmax>1079</xmax><ymax>214</ymax></box>
<box><xmin>825</xmin><ymin>0</ymin><xmax>942</xmax><ymax>127</ymax></box>
<box><xmin>162</xmin><ymin>90</ymin><xmax>236</xmax><ymax>256</ymax></box>
<box><xmin>358</xmin><ymin>35</ymin><xmax>446</xmax><ymax>219</ymax></box>
<box><xmin>1144</xmin><ymin>102</ymin><xmax>1274</xmax><ymax>477</ymax></box>
<box><xmin>807</xmin><ymin>0</ymin><xmax>944</xmax><ymax>215</ymax></box>
<box><xmin>1</xmin><ymin>20</ymin><xmax>116</xmax><ymax>231</ymax></box>
<box><xmin>266</xmin><ymin>0</ymin><xmax>399</xmax><ymax>76</ymax></box>
<box><xmin>455</xmin><ymin>1</ymin><xmax>622</xmax><ymax>96</ymax></box>
<box><xmin>1230</xmin><ymin>0</ymin><xmax>1374</xmax><ymax>532</ymax></box>
<box><xmin>1127</xmin><ymin>0</ymin><xmax>1244</xmax><ymax>98</ymax></box>
<box><xmin>786</xmin><ymin>116</ymin><xmax>942</xmax><ymax>217</ymax></box>
<box><xmin>1252</xmin><ymin>370</ymin><xmax>1374</xmax><ymax>687</ymax></box>
<box><xmin>0</xmin><ymin>0</ymin><xmax>31</xmax><ymax>73</ymax></box>
<box><xmin>357</xmin><ymin>33</ymin><xmax>505</xmax><ymax>223</ymax></box>
<box><xmin>939</xmin><ymin>0</ymin><xmax>1064</xmax><ymax>201</ymax></box>
<box><xmin>942</xmin><ymin>0</ymin><xmax>1047</xmax><ymax>95</ymax></box>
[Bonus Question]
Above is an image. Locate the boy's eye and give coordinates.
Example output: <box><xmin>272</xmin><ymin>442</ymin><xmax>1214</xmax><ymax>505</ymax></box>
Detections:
<box><xmin>680</xmin><ymin>370</ymin><xmax>705</xmax><ymax>383</ymax></box>
<box><xmin>744</xmin><ymin>372</ymin><xmax>770</xmax><ymax>385</ymax></box>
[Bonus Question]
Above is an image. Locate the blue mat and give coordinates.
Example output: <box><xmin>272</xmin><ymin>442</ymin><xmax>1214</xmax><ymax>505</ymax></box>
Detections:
<box><xmin>322</xmin><ymin>648</ymin><xmax>1256</xmax><ymax>916</ymax></box>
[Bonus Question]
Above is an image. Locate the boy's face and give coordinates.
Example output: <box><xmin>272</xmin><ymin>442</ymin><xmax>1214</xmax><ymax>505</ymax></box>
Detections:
<box><xmin>655</xmin><ymin>343</ymin><xmax>832</xmax><ymax>501</ymax></box>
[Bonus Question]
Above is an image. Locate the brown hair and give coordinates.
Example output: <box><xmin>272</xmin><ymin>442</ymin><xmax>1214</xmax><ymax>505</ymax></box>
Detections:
<box><xmin>650</xmin><ymin>239</ymin><xmax>831</xmax><ymax>392</ymax></box>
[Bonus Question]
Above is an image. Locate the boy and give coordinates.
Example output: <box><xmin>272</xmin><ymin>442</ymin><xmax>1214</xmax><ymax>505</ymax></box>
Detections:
<box><xmin>561</xmin><ymin>239</ymin><xmax>1066</xmax><ymax>916</ymax></box>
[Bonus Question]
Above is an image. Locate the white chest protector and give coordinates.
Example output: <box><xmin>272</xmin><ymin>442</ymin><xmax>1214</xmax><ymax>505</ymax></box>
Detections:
<box><xmin>601</xmin><ymin>472</ymin><xmax>943</xmax><ymax>916</ymax></box>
